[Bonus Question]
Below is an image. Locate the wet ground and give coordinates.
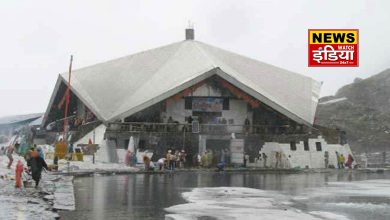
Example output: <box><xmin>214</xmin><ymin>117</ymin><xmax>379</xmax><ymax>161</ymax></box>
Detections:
<box><xmin>60</xmin><ymin>171</ymin><xmax>390</xmax><ymax>220</ymax></box>
<box><xmin>0</xmin><ymin>173</ymin><xmax>73</xmax><ymax>220</ymax></box>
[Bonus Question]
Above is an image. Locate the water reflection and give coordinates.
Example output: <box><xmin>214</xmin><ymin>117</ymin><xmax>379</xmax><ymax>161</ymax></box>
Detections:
<box><xmin>62</xmin><ymin>171</ymin><xmax>390</xmax><ymax>220</ymax></box>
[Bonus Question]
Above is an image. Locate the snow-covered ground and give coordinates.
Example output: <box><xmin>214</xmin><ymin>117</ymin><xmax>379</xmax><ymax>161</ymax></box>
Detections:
<box><xmin>0</xmin><ymin>145</ymin><xmax>140</xmax><ymax>219</ymax></box>
<box><xmin>165</xmin><ymin>179</ymin><xmax>390</xmax><ymax>220</ymax></box>
<box><xmin>0</xmin><ymin>154</ymin><xmax>29</xmax><ymax>181</ymax></box>
<box><xmin>0</xmin><ymin>194</ymin><xmax>58</xmax><ymax>220</ymax></box>
<box><xmin>318</xmin><ymin>97</ymin><xmax>347</xmax><ymax>105</ymax></box>
<box><xmin>56</xmin><ymin>155</ymin><xmax>139</xmax><ymax>173</ymax></box>
<box><xmin>0</xmin><ymin>155</ymin><xmax>75</xmax><ymax>220</ymax></box>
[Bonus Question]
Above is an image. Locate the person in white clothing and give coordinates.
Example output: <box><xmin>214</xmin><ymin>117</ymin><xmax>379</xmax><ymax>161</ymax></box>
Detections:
<box><xmin>157</xmin><ymin>158</ymin><xmax>166</xmax><ymax>171</ymax></box>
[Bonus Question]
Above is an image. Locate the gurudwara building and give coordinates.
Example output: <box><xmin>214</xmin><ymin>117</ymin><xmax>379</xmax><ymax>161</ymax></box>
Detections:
<box><xmin>42</xmin><ymin>29</ymin><xmax>352</xmax><ymax>168</ymax></box>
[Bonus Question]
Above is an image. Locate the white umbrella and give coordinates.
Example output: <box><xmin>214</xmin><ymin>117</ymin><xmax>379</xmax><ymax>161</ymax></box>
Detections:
<box><xmin>127</xmin><ymin>136</ymin><xmax>135</xmax><ymax>152</ymax></box>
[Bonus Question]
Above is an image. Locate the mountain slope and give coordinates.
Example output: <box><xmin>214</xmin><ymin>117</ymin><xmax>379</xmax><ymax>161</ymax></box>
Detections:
<box><xmin>315</xmin><ymin>69</ymin><xmax>390</xmax><ymax>153</ymax></box>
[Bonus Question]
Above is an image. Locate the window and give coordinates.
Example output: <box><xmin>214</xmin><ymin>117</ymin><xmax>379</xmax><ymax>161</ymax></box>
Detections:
<box><xmin>223</xmin><ymin>98</ymin><xmax>229</xmax><ymax>110</ymax></box>
<box><xmin>139</xmin><ymin>140</ymin><xmax>146</xmax><ymax>150</ymax></box>
<box><xmin>290</xmin><ymin>141</ymin><xmax>297</xmax><ymax>151</ymax></box>
<box><xmin>304</xmin><ymin>141</ymin><xmax>309</xmax><ymax>151</ymax></box>
<box><xmin>184</xmin><ymin>98</ymin><xmax>192</xmax><ymax>109</ymax></box>
<box><xmin>315</xmin><ymin>142</ymin><xmax>322</xmax><ymax>151</ymax></box>
<box><xmin>192</xmin><ymin>121</ymin><xmax>200</xmax><ymax>133</ymax></box>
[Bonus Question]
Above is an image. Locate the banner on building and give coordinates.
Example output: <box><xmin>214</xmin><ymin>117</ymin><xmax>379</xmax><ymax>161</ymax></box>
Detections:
<box><xmin>308</xmin><ymin>29</ymin><xmax>359</xmax><ymax>67</ymax></box>
<box><xmin>192</xmin><ymin>98</ymin><xmax>223</xmax><ymax>112</ymax></box>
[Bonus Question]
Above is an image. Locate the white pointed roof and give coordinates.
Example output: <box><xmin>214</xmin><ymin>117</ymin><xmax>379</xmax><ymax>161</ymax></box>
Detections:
<box><xmin>0</xmin><ymin>113</ymin><xmax>43</xmax><ymax>125</ymax></box>
<box><xmin>50</xmin><ymin>40</ymin><xmax>320</xmax><ymax>125</ymax></box>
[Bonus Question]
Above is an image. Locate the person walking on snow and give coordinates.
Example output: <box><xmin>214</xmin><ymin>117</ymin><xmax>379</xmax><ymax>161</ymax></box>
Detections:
<box><xmin>340</xmin><ymin>154</ymin><xmax>346</xmax><ymax>169</ymax></box>
<box><xmin>15</xmin><ymin>160</ymin><xmax>24</xmax><ymax>188</ymax></box>
<box><xmin>6</xmin><ymin>144</ymin><xmax>15</xmax><ymax>169</ymax></box>
<box><xmin>345</xmin><ymin>154</ymin><xmax>354</xmax><ymax>169</ymax></box>
<box><xmin>30</xmin><ymin>150</ymin><xmax>48</xmax><ymax>188</ymax></box>
<box><xmin>336</xmin><ymin>151</ymin><xmax>341</xmax><ymax>169</ymax></box>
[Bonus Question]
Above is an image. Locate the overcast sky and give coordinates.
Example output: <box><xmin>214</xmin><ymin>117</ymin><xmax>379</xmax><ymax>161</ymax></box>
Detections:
<box><xmin>0</xmin><ymin>0</ymin><xmax>389</xmax><ymax>117</ymax></box>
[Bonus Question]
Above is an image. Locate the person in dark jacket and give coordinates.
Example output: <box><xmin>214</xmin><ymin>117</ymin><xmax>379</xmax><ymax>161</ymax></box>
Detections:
<box><xmin>216</xmin><ymin>161</ymin><xmax>225</xmax><ymax>172</ymax></box>
<box><xmin>30</xmin><ymin>150</ymin><xmax>48</xmax><ymax>188</ymax></box>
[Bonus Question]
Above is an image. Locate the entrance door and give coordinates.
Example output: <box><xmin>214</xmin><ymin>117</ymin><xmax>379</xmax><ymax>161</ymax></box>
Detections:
<box><xmin>205</xmin><ymin>139</ymin><xmax>230</xmax><ymax>166</ymax></box>
<box><xmin>206</xmin><ymin>139</ymin><xmax>230</xmax><ymax>152</ymax></box>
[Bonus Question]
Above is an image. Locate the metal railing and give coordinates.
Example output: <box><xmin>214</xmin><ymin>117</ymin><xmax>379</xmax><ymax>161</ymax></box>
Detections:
<box><xmin>44</xmin><ymin>120</ymin><xmax>101</xmax><ymax>143</ymax></box>
<box><xmin>106</xmin><ymin>122</ymin><xmax>312</xmax><ymax>135</ymax></box>
<box><xmin>359</xmin><ymin>151</ymin><xmax>390</xmax><ymax>168</ymax></box>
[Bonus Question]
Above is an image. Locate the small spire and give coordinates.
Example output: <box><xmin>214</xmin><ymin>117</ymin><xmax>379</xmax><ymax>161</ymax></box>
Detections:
<box><xmin>185</xmin><ymin>21</ymin><xmax>194</xmax><ymax>40</ymax></box>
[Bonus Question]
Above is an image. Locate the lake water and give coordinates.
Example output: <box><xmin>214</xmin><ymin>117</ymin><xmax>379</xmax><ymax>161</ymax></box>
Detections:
<box><xmin>60</xmin><ymin>171</ymin><xmax>390</xmax><ymax>220</ymax></box>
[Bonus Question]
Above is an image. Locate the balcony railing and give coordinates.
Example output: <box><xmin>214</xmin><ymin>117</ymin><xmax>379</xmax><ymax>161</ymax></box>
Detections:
<box><xmin>106</xmin><ymin>122</ymin><xmax>313</xmax><ymax>136</ymax></box>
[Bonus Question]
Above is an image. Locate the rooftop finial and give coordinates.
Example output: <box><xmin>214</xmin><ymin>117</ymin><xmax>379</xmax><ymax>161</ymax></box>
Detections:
<box><xmin>185</xmin><ymin>21</ymin><xmax>194</xmax><ymax>40</ymax></box>
<box><xmin>188</xmin><ymin>20</ymin><xmax>194</xmax><ymax>29</ymax></box>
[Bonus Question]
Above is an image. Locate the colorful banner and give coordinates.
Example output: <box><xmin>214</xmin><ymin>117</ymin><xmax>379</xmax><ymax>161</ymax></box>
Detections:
<box><xmin>308</xmin><ymin>29</ymin><xmax>359</xmax><ymax>67</ymax></box>
<box><xmin>192</xmin><ymin>98</ymin><xmax>223</xmax><ymax>112</ymax></box>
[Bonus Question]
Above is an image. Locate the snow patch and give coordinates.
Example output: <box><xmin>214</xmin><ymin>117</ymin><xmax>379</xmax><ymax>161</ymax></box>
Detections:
<box><xmin>166</xmin><ymin>180</ymin><xmax>390</xmax><ymax>220</ymax></box>
<box><xmin>324</xmin><ymin>202</ymin><xmax>389</xmax><ymax>211</ymax></box>
<box><xmin>319</xmin><ymin>97</ymin><xmax>347</xmax><ymax>105</ymax></box>
<box><xmin>0</xmin><ymin>195</ymin><xmax>59</xmax><ymax>220</ymax></box>
<box><xmin>165</xmin><ymin>187</ymin><xmax>343</xmax><ymax>220</ymax></box>
<box><xmin>306</xmin><ymin>179</ymin><xmax>390</xmax><ymax>198</ymax></box>
<box><xmin>57</xmin><ymin>155</ymin><xmax>139</xmax><ymax>173</ymax></box>
<box><xmin>309</xmin><ymin>211</ymin><xmax>351</xmax><ymax>220</ymax></box>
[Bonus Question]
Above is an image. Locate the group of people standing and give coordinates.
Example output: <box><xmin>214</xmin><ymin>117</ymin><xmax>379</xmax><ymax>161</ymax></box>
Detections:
<box><xmin>126</xmin><ymin>149</ymin><xmax>189</xmax><ymax>171</ymax></box>
<box><xmin>255</xmin><ymin>152</ymin><xmax>268</xmax><ymax>168</ymax></box>
<box><xmin>124</xmin><ymin>150</ymin><xmax>137</xmax><ymax>167</ymax></box>
<box><xmin>2</xmin><ymin>143</ymin><xmax>49</xmax><ymax>188</ymax></box>
<box><xmin>164</xmin><ymin>149</ymin><xmax>187</xmax><ymax>171</ymax></box>
<box><xmin>194</xmin><ymin>149</ymin><xmax>230</xmax><ymax>169</ymax></box>
<box><xmin>142</xmin><ymin>148</ymin><xmax>233</xmax><ymax>171</ymax></box>
<box><xmin>335</xmin><ymin>151</ymin><xmax>354</xmax><ymax>169</ymax></box>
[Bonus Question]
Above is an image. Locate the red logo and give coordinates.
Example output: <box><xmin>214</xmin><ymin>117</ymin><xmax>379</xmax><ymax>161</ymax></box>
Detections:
<box><xmin>308</xmin><ymin>29</ymin><xmax>359</xmax><ymax>67</ymax></box>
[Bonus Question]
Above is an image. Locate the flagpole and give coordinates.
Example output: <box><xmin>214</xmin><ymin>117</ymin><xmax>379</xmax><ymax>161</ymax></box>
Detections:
<box><xmin>63</xmin><ymin>55</ymin><xmax>73</xmax><ymax>141</ymax></box>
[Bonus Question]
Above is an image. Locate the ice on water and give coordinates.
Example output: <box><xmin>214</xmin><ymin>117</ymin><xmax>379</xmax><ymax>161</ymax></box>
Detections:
<box><xmin>165</xmin><ymin>187</ymin><xmax>335</xmax><ymax>220</ymax></box>
<box><xmin>166</xmin><ymin>179</ymin><xmax>390</xmax><ymax>220</ymax></box>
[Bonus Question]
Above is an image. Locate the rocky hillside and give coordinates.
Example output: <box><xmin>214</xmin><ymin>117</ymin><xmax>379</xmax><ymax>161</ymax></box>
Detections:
<box><xmin>315</xmin><ymin>68</ymin><xmax>390</xmax><ymax>153</ymax></box>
